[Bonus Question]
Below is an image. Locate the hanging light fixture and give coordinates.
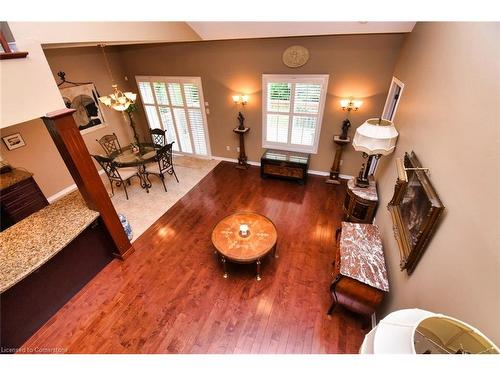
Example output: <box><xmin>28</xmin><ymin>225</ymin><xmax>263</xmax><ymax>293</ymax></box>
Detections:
<box><xmin>98</xmin><ymin>44</ymin><xmax>137</xmax><ymax>111</ymax></box>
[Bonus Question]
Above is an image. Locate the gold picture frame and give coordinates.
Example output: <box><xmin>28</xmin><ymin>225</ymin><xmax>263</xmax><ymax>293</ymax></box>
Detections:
<box><xmin>387</xmin><ymin>151</ymin><xmax>445</xmax><ymax>274</ymax></box>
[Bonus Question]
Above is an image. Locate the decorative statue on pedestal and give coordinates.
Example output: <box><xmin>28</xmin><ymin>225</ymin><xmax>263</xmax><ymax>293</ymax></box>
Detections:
<box><xmin>340</xmin><ymin>118</ymin><xmax>351</xmax><ymax>140</ymax></box>
<box><xmin>237</xmin><ymin>111</ymin><xmax>245</xmax><ymax>130</ymax></box>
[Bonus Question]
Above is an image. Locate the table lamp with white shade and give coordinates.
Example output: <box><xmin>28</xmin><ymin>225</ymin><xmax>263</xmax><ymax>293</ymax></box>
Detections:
<box><xmin>352</xmin><ymin>118</ymin><xmax>399</xmax><ymax>187</ymax></box>
<box><xmin>360</xmin><ymin>308</ymin><xmax>499</xmax><ymax>354</ymax></box>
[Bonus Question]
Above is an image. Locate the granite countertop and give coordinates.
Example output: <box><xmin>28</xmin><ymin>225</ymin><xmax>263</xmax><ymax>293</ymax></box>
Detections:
<box><xmin>0</xmin><ymin>190</ymin><xmax>100</xmax><ymax>293</ymax></box>
<box><xmin>0</xmin><ymin>168</ymin><xmax>33</xmax><ymax>190</ymax></box>
<box><xmin>347</xmin><ymin>177</ymin><xmax>378</xmax><ymax>202</ymax></box>
<box><xmin>339</xmin><ymin>222</ymin><xmax>389</xmax><ymax>292</ymax></box>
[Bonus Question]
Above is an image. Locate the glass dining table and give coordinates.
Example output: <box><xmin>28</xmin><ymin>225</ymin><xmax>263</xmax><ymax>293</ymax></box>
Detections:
<box><xmin>110</xmin><ymin>143</ymin><xmax>158</xmax><ymax>193</ymax></box>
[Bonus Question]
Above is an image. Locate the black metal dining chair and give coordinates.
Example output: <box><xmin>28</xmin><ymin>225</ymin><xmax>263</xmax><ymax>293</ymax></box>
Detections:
<box><xmin>92</xmin><ymin>154</ymin><xmax>138</xmax><ymax>200</ymax></box>
<box><xmin>96</xmin><ymin>133</ymin><xmax>122</xmax><ymax>156</ymax></box>
<box><xmin>150</xmin><ymin>128</ymin><xmax>167</xmax><ymax>148</ymax></box>
<box><xmin>145</xmin><ymin>142</ymin><xmax>179</xmax><ymax>192</ymax></box>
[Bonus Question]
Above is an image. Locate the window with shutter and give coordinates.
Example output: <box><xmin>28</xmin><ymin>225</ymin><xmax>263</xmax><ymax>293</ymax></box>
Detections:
<box><xmin>262</xmin><ymin>74</ymin><xmax>329</xmax><ymax>154</ymax></box>
<box><xmin>135</xmin><ymin>76</ymin><xmax>211</xmax><ymax>157</ymax></box>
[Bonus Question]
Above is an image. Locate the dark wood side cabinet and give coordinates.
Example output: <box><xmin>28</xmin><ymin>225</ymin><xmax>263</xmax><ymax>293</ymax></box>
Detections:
<box><xmin>1</xmin><ymin>172</ymin><xmax>48</xmax><ymax>231</ymax></box>
<box><xmin>342</xmin><ymin>177</ymin><xmax>378</xmax><ymax>224</ymax></box>
<box><xmin>260</xmin><ymin>149</ymin><xmax>310</xmax><ymax>184</ymax></box>
<box><xmin>0</xmin><ymin>218</ymin><xmax>114</xmax><ymax>351</ymax></box>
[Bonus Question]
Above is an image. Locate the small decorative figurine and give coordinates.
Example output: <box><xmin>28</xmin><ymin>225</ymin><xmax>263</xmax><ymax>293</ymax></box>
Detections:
<box><xmin>237</xmin><ymin>111</ymin><xmax>245</xmax><ymax>130</ymax></box>
<box><xmin>340</xmin><ymin>118</ymin><xmax>351</xmax><ymax>140</ymax></box>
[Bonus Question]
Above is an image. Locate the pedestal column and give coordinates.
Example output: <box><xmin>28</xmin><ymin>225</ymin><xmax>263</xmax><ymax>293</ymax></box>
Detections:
<box><xmin>233</xmin><ymin>127</ymin><xmax>250</xmax><ymax>169</ymax></box>
<box><xmin>326</xmin><ymin>135</ymin><xmax>351</xmax><ymax>184</ymax></box>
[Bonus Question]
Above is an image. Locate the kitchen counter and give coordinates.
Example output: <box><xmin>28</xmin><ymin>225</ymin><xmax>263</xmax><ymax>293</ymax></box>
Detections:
<box><xmin>0</xmin><ymin>190</ymin><xmax>100</xmax><ymax>293</ymax></box>
<box><xmin>0</xmin><ymin>168</ymin><xmax>32</xmax><ymax>190</ymax></box>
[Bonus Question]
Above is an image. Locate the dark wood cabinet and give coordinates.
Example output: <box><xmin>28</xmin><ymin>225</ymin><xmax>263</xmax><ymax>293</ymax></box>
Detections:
<box><xmin>1</xmin><ymin>175</ymin><xmax>48</xmax><ymax>231</ymax></box>
<box><xmin>260</xmin><ymin>149</ymin><xmax>310</xmax><ymax>184</ymax></box>
<box><xmin>342</xmin><ymin>178</ymin><xmax>378</xmax><ymax>224</ymax></box>
<box><xmin>0</xmin><ymin>218</ymin><xmax>114</xmax><ymax>350</ymax></box>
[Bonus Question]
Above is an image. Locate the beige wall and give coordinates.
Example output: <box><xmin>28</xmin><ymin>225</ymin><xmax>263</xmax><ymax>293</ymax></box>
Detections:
<box><xmin>43</xmin><ymin>46</ymin><xmax>141</xmax><ymax>153</ymax></box>
<box><xmin>375</xmin><ymin>22</ymin><xmax>500</xmax><ymax>343</ymax></box>
<box><xmin>0</xmin><ymin>118</ymin><xmax>74</xmax><ymax>197</ymax></box>
<box><xmin>117</xmin><ymin>33</ymin><xmax>405</xmax><ymax>174</ymax></box>
<box><xmin>0</xmin><ymin>25</ymin><xmax>64</xmax><ymax>128</ymax></box>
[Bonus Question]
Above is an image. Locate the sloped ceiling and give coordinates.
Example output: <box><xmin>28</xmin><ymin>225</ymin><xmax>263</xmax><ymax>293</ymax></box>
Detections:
<box><xmin>187</xmin><ymin>22</ymin><xmax>416</xmax><ymax>40</ymax></box>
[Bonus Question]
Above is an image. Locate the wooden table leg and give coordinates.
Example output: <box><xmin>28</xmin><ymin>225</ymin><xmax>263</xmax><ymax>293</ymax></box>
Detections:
<box><xmin>221</xmin><ymin>256</ymin><xmax>228</xmax><ymax>279</ymax></box>
<box><xmin>256</xmin><ymin>259</ymin><xmax>261</xmax><ymax>281</ymax></box>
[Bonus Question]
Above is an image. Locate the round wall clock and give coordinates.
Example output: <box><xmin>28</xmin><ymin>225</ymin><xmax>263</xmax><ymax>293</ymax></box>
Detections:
<box><xmin>282</xmin><ymin>45</ymin><xmax>310</xmax><ymax>68</ymax></box>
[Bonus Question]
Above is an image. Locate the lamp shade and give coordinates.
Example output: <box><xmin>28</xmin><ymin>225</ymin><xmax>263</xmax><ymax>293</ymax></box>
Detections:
<box><xmin>360</xmin><ymin>309</ymin><xmax>499</xmax><ymax>354</ymax></box>
<box><xmin>353</xmin><ymin>118</ymin><xmax>399</xmax><ymax>156</ymax></box>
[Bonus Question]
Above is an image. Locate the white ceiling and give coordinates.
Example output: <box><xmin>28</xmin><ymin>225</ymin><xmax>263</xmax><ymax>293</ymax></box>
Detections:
<box><xmin>187</xmin><ymin>22</ymin><xmax>416</xmax><ymax>40</ymax></box>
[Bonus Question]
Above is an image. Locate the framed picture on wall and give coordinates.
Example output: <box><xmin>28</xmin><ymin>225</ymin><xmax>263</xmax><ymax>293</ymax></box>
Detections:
<box><xmin>2</xmin><ymin>133</ymin><xmax>26</xmax><ymax>150</ymax></box>
<box><xmin>59</xmin><ymin>83</ymin><xmax>107</xmax><ymax>134</ymax></box>
<box><xmin>387</xmin><ymin>151</ymin><xmax>445</xmax><ymax>275</ymax></box>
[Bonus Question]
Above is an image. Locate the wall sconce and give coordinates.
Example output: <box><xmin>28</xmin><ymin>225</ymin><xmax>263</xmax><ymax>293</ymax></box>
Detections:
<box><xmin>232</xmin><ymin>94</ymin><xmax>249</xmax><ymax>106</ymax></box>
<box><xmin>340</xmin><ymin>98</ymin><xmax>363</xmax><ymax>112</ymax></box>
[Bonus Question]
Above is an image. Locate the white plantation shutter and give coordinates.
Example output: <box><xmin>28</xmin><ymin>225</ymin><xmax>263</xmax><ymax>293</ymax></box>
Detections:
<box><xmin>152</xmin><ymin>82</ymin><xmax>169</xmax><ymax>105</ymax></box>
<box><xmin>144</xmin><ymin>105</ymin><xmax>161</xmax><ymax>129</ymax></box>
<box><xmin>135</xmin><ymin>76</ymin><xmax>211</xmax><ymax>157</ymax></box>
<box><xmin>172</xmin><ymin>107</ymin><xmax>193</xmax><ymax>154</ymax></box>
<box><xmin>138</xmin><ymin>82</ymin><xmax>154</xmax><ymax>104</ymax></box>
<box><xmin>291</xmin><ymin>116</ymin><xmax>316</xmax><ymax>146</ymax></box>
<box><xmin>188</xmin><ymin>109</ymin><xmax>208</xmax><ymax>155</ymax></box>
<box><xmin>266</xmin><ymin>114</ymin><xmax>289</xmax><ymax>143</ymax></box>
<box><xmin>184</xmin><ymin>84</ymin><xmax>201</xmax><ymax>107</ymax></box>
<box><xmin>262</xmin><ymin>75</ymin><xmax>328</xmax><ymax>153</ymax></box>
<box><xmin>158</xmin><ymin>107</ymin><xmax>179</xmax><ymax>152</ymax></box>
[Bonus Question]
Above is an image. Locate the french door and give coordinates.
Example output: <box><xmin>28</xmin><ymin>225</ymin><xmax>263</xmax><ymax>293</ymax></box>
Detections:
<box><xmin>135</xmin><ymin>76</ymin><xmax>211</xmax><ymax>157</ymax></box>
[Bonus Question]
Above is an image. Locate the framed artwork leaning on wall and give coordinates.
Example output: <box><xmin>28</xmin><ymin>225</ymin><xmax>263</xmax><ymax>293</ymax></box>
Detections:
<box><xmin>387</xmin><ymin>151</ymin><xmax>445</xmax><ymax>275</ymax></box>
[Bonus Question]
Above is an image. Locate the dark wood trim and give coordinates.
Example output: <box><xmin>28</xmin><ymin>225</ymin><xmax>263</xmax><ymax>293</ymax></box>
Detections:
<box><xmin>42</xmin><ymin>108</ymin><xmax>133</xmax><ymax>259</ymax></box>
<box><xmin>0</xmin><ymin>51</ymin><xmax>29</xmax><ymax>60</ymax></box>
<box><xmin>0</xmin><ymin>31</ymin><xmax>28</xmax><ymax>60</ymax></box>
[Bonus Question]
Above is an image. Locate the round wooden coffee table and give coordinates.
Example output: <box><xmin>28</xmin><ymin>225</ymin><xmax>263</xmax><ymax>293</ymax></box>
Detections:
<box><xmin>211</xmin><ymin>212</ymin><xmax>278</xmax><ymax>281</ymax></box>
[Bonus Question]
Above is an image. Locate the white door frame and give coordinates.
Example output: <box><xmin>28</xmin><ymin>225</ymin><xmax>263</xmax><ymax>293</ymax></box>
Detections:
<box><xmin>381</xmin><ymin>76</ymin><xmax>405</xmax><ymax>122</ymax></box>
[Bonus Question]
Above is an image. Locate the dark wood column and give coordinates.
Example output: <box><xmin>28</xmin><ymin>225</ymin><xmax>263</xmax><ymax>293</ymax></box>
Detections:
<box><xmin>233</xmin><ymin>127</ymin><xmax>250</xmax><ymax>169</ymax></box>
<box><xmin>42</xmin><ymin>108</ymin><xmax>133</xmax><ymax>259</ymax></box>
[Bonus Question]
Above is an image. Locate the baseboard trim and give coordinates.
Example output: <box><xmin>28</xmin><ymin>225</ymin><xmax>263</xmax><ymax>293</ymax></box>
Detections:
<box><xmin>47</xmin><ymin>169</ymin><xmax>106</xmax><ymax>203</ymax></box>
<box><xmin>211</xmin><ymin>156</ymin><xmax>261</xmax><ymax>167</ymax></box>
<box><xmin>211</xmin><ymin>156</ymin><xmax>353</xmax><ymax>180</ymax></box>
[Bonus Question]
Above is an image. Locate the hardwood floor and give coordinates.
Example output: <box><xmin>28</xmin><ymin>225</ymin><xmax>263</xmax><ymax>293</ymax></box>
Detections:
<box><xmin>20</xmin><ymin>162</ymin><xmax>365</xmax><ymax>354</ymax></box>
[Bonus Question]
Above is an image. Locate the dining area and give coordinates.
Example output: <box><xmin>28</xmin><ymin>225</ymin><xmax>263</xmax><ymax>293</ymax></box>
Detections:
<box><xmin>90</xmin><ymin>127</ymin><xmax>219</xmax><ymax>241</ymax></box>
<box><xmin>92</xmin><ymin>128</ymin><xmax>179</xmax><ymax>200</ymax></box>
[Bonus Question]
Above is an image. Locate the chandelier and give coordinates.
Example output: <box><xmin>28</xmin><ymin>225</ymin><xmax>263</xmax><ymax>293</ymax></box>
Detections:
<box><xmin>98</xmin><ymin>44</ymin><xmax>137</xmax><ymax>111</ymax></box>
